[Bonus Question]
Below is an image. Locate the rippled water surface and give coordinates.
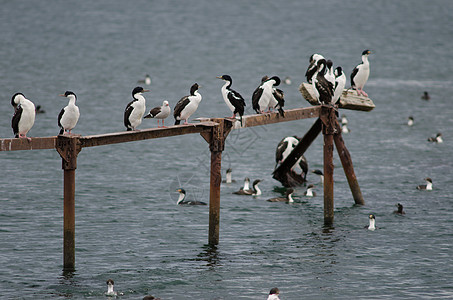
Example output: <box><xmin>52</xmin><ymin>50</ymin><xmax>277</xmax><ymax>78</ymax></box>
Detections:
<box><xmin>1</xmin><ymin>0</ymin><xmax>453</xmax><ymax>299</ymax></box>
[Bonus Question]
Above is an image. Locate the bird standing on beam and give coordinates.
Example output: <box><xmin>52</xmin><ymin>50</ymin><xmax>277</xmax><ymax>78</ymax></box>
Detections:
<box><xmin>216</xmin><ymin>75</ymin><xmax>246</xmax><ymax>122</ymax></box>
<box><xmin>351</xmin><ymin>49</ymin><xmax>372</xmax><ymax>97</ymax></box>
<box><xmin>58</xmin><ymin>91</ymin><xmax>80</xmax><ymax>135</ymax></box>
<box><xmin>124</xmin><ymin>86</ymin><xmax>149</xmax><ymax>131</ymax></box>
<box><xmin>312</xmin><ymin>59</ymin><xmax>333</xmax><ymax>105</ymax></box>
<box><xmin>174</xmin><ymin>83</ymin><xmax>202</xmax><ymax>125</ymax></box>
<box><xmin>11</xmin><ymin>93</ymin><xmax>36</xmax><ymax>140</ymax></box>
<box><xmin>305</xmin><ymin>53</ymin><xmax>325</xmax><ymax>84</ymax></box>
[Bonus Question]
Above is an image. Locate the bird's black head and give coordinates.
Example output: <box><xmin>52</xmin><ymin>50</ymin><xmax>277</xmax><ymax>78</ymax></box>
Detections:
<box><xmin>252</xmin><ymin>179</ymin><xmax>261</xmax><ymax>186</ymax></box>
<box><xmin>425</xmin><ymin>177</ymin><xmax>432</xmax><ymax>183</ymax></box>
<box><xmin>269</xmin><ymin>287</ymin><xmax>280</xmax><ymax>295</ymax></box>
<box><xmin>190</xmin><ymin>83</ymin><xmax>199</xmax><ymax>95</ymax></box>
<box><xmin>326</xmin><ymin>59</ymin><xmax>333</xmax><ymax>68</ymax></box>
<box><xmin>62</xmin><ymin>91</ymin><xmax>77</xmax><ymax>98</ymax></box>
<box><xmin>369</xmin><ymin>214</ymin><xmax>375</xmax><ymax>220</ymax></box>
<box><xmin>269</xmin><ymin>76</ymin><xmax>281</xmax><ymax>86</ymax></box>
<box><xmin>11</xmin><ymin>92</ymin><xmax>25</xmax><ymax>107</ymax></box>
<box><xmin>177</xmin><ymin>188</ymin><xmax>186</xmax><ymax>194</ymax></box>
<box><xmin>334</xmin><ymin>66</ymin><xmax>343</xmax><ymax>76</ymax></box>
<box><xmin>106</xmin><ymin>279</ymin><xmax>114</xmax><ymax>285</ymax></box>
<box><xmin>132</xmin><ymin>86</ymin><xmax>149</xmax><ymax>97</ymax></box>
<box><xmin>317</xmin><ymin>58</ymin><xmax>327</xmax><ymax>70</ymax></box>
<box><xmin>362</xmin><ymin>49</ymin><xmax>372</xmax><ymax>55</ymax></box>
<box><xmin>311</xmin><ymin>169</ymin><xmax>323</xmax><ymax>176</ymax></box>
<box><xmin>217</xmin><ymin>75</ymin><xmax>232</xmax><ymax>82</ymax></box>
<box><xmin>226</xmin><ymin>168</ymin><xmax>232</xmax><ymax>173</ymax></box>
<box><xmin>286</xmin><ymin>188</ymin><xmax>294</xmax><ymax>195</ymax></box>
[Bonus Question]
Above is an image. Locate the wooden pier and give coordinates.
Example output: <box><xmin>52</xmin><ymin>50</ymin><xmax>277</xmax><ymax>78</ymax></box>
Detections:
<box><xmin>0</xmin><ymin>86</ymin><xmax>374</xmax><ymax>270</ymax></box>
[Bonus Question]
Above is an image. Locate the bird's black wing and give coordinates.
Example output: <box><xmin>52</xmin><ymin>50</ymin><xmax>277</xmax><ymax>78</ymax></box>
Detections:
<box><xmin>273</xmin><ymin>88</ymin><xmax>285</xmax><ymax>117</ymax></box>
<box><xmin>350</xmin><ymin>65</ymin><xmax>360</xmax><ymax>88</ymax></box>
<box><xmin>315</xmin><ymin>75</ymin><xmax>334</xmax><ymax>104</ymax></box>
<box><xmin>57</xmin><ymin>107</ymin><xmax>65</xmax><ymax>134</ymax></box>
<box><xmin>227</xmin><ymin>90</ymin><xmax>246</xmax><ymax>116</ymax></box>
<box><xmin>124</xmin><ymin>100</ymin><xmax>135</xmax><ymax>129</ymax></box>
<box><xmin>275</xmin><ymin>140</ymin><xmax>288</xmax><ymax>164</ymax></box>
<box><xmin>149</xmin><ymin>106</ymin><xmax>161</xmax><ymax>118</ymax></box>
<box><xmin>252</xmin><ymin>86</ymin><xmax>264</xmax><ymax>113</ymax></box>
<box><xmin>11</xmin><ymin>105</ymin><xmax>23</xmax><ymax>137</ymax></box>
<box><xmin>173</xmin><ymin>96</ymin><xmax>190</xmax><ymax>124</ymax></box>
<box><xmin>305</xmin><ymin>62</ymin><xmax>317</xmax><ymax>83</ymax></box>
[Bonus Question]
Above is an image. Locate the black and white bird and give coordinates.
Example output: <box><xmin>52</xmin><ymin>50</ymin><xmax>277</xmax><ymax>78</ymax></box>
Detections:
<box><xmin>268</xmin><ymin>81</ymin><xmax>285</xmax><ymax>117</ymax></box>
<box><xmin>267</xmin><ymin>287</ymin><xmax>280</xmax><ymax>300</ymax></box>
<box><xmin>340</xmin><ymin>115</ymin><xmax>348</xmax><ymax>125</ymax></box>
<box><xmin>241</xmin><ymin>179</ymin><xmax>262</xmax><ymax>196</ymax></box>
<box><xmin>267</xmin><ymin>188</ymin><xmax>294</xmax><ymax>203</ymax></box>
<box><xmin>11</xmin><ymin>93</ymin><xmax>36</xmax><ymax>140</ymax></box>
<box><xmin>427</xmin><ymin>133</ymin><xmax>443</xmax><ymax>143</ymax></box>
<box><xmin>174</xmin><ymin>83</ymin><xmax>202</xmax><ymax>125</ymax></box>
<box><xmin>311</xmin><ymin>169</ymin><xmax>324</xmax><ymax>184</ymax></box>
<box><xmin>216</xmin><ymin>75</ymin><xmax>246</xmax><ymax>122</ymax></box>
<box><xmin>332</xmin><ymin>66</ymin><xmax>346</xmax><ymax>105</ymax></box>
<box><xmin>144</xmin><ymin>100</ymin><xmax>170</xmax><ymax>127</ymax></box>
<box><xmin>176</xmin><ymin>188</ymin><xmax>207</xmax><ymax>205</ymax></box>
<box><xmin>222</xmin><ymin>168</ymin><xmax>236</xmax><ymax>184</ymax></box>
<box><xmin>233</xmin><ymin>177</ymin><xmax>252</xmax><ymax>195</ymax></box>
<box><xmin>416</xmin><ymin>178</ymin><xmax>433</xmax><ymax>190</ymax></box>
<box><xmin>304</xmin><ymin>184</ymin><xmax>316</xmax><ymax>197</ymax></box>
<box><xmin>407</xmin><ymin>116</ymin><xmax>414</xmax><ymax>126</ymax></box>
<box><xmin>421</xmin><ymin>91</ymin><xmax>430</xmax><ymax>101</ymax></box>
<box><xmin>325</xmin><ymin>60</ymin><xmax>336</xmax><ymax>88</ymax></box>
<box><xmin>58</xmin><ymin>91</ymin><xmax>80</xmax><ymax>135</ymax></box>
<box><xmin>138</xmin><ymin>74</ymin><xmax>151</xmax><ymax>85</ymax></box>
<box><xmin>124</xmin><ymin>86</ymin><xmax>149</xmax><ymax>131</ymax></box>
<box><xmin>394</xmin><ymin>203</ymin><xmax>405</xmax><ymax>215</ymax></box>
<box><xmin>275</xmin><ymin>136</ymin><xmax>308</xmax><ymax>179</ymax></box>
<box><xmin>366</xmin><ymin>214</ymin><xmax>376</xmax><ymax>231</ymax></box>
<box><xmin>305</xmin><ymin>53</ymin><xmax>325</xmax><ymax>83</ymax></box>
<box><xmin>252</xmin><ymin>76</ymin><xmax>281</xmax><ymax>114</ymax></box>
<box><xmin>105</xmin><ymin>279</ymin><xmax>118</xmax><ymax>296</ymax></box>
<box><xmin>341</xmin><ymin>123</ymin><xmax>350</xmax><ymax>134</ymax></box>
<box><xmin>35</xmin><ymin>105</ymin><xmax>46</xmax><ymax>114</ymax></box>
<box><xmin>312</xmin><ymin>59</ymin><xmax>334</xmax><ymax>104</ymax></box>
<box><xmin>351</xmin><ymin>50</ymin><xmax>372</xmax><ymax>97</ymax></box>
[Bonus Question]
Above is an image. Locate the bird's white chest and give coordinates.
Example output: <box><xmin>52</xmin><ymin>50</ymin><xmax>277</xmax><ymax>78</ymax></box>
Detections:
<box><xmin>221</xmin><ymin>85</ymin><xmax>235</xmax><ymax>112</ymax></box>
<box><xmin>18</xmin><ymin>101</ymin><xmax>36</xmax><ymax>133</ymax></box>
<box><xmin>354</xmin><ymin>63</ymin><xmax>370</xmax><ymax>88</ymax></box>
<box><xmin>180</xmin><ymin>95</ymin><xmax>201</xmax><ymax>119</ymax></box>
<box><xmin>157</xmin><ymin>105</ymin><xmax>171</xmax><ymax>119</ymax></box>
<box><xmin>61</xmin><ymin>104</ymin><xmax>80</xmax><ymax>129</ymax></box>
<box><xmin>130</xmin><ymin>99</ymin><xmax>146</xmax><ymax>125</ymax></box>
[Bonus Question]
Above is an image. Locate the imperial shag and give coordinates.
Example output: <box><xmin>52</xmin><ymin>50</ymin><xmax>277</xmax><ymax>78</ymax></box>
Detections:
<box><xmin>174</xmin><ymin>83</ymin><xmax>202</xmax><ymax>125</ymax></box>
<box><xmin>252</xmin><ymin>76</ymin><xmax>281</xmax><ymax>114</ymax></box>
<box><xmin>312</xmin><ymin>59</ymin><xmax>333</xmax><ymax>104</ymax></box>
<box><xmin>267</xmin><ymin>189</ymin><xmax>294</xmax><ymax>203</ymax></box>
<box><xmin>58</xmin><ymin>91</ymin><xmax>80</xmax><ymax>135</ymax></box>
<box><xmin>351</xmin><ymin>50</ymin><xmax>372</xmax><ymax>97</ymax></box>
<box><xmin>11</xmin><ymin>93</ymin><xmax>35</xmax><ymax>140</ymax></box>
<box><xmin>305</xmin><ymin>53</ymin><xmax>325</xmax><ymax>83</ymax></box>
<box><xmin>124</xmin><ymin>86</ymin><xmax>149</xmax><ymax>131</ymax></box>
<box><xmin>144</xmin><ymin>100</ymin><xmax>170</xmax><ymax>127</ymax></box>
<box><xmin>332</xmin><ymin>66</ymin><xmax>346</xmax><ymax>105</ymax></box>
<box><xmin>176</xmin><ymin>188</ymin><xmax>207</xmax><ymax>205</ymax></box>
<box><xmin>216</xmin><ymin>75</ymin><xmax>246</xmax><ymax>122</ymax></box>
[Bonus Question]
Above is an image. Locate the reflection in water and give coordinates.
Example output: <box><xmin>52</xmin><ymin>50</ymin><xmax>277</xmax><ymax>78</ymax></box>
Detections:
<box><xmin>196</xmin><ymin>244</ymin><xmax>222</xmax><ymax>268</ymax></box>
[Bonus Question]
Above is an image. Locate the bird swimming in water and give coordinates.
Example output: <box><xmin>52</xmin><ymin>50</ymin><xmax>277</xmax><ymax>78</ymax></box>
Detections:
<box><xmin>332</xmin><ymin>66</ymin><xmax>346</xmax><ymax>105</ymax></box>
<box><xmin>284</xmin><ymin>76</ymin><xmax>292</xmax><ymax>85</ymax></box>
<box><xmin>311</xmin><ymin>169</ymin><xmax>324</xmax><ymax>184</ymax></box>
<box><xmin>305</xmin><ymin>53</ymin><xmax>325</xmax><ymax>84</ymax></box>
<box><xmin>143</xmin><ymin>296</ymin><xmax>161</xmax><ymax>300</ymax></box>
<box><xmin>105</xmin><ymin>279</ymin><xmax>121</xmax><ymax>296</ymax></box>
<box><xmin>144</xmin><ymin>100</ymin><xmax>170</xmax><ymax>127</ymax></box>
<box><xmin>427</xmin><ymin>133</ymin><xmax>443</xmax><ymax>143</ymax></box>
<box><xmin>312</xmin><ymin>59</ymin><xmax>333</xmax><ymax>104</ymax></box>
<box><xmin>252</xmin><ymin>76</ymin><xmax>281</xmax><ymax>114</ymax></box>
<box><xmin>233</xmin><ymin>177</ymin><xmax>251</xmax><ymax>195</ymax></box>
<box><xmin>58</xmin><ymin>91</ymin><xmax>80</xmax><ymax>135</ymax></box>
<box><xmin>35</xmin><ymin>105</ymin><xmax>46</xmax><ymax>114</ymax></box>
<box><xmin>351</xmin><ymin>49</ymin><xmax>372</xmax><ymax>97</ymax></box>
<box><xmin>407</xmin><ymin>116</ymin><xmax>414</xmax><ymax>126</ymax></box>
<box><xmin>303</xmin><ymin>184</ymin><xmax>316</xmax><ymax>197</ymax></box>
<box><xmin>267</xmin><ymin>188</ymin><xmax>294</xmax><ymax>203</ymax></box>
<box><xmin>416</xmin><ymin>177</ymin><xmax>433</xmax><ymax>190</ymax></box>
<box><xmin>394</xmin><ymin>203</ymin><xmax>405</xmax><ymax>215</ymax></box>
<box><xmin>124</xmin><ymin>86</ymin><xmax>149</xmax><ymax>131</ymax></box>
<box><xmin>340</xmin><ymin>115</ymin><xmax>348</xmax><ymax>125</ymax></box>
<box><xmin>366</xmin><ymin>214</ymin><xmax>376</xmax><ymax>231</ymax></box>
<box><xmin>174</xmin><ymin>83</ymin><xmax>202</xmax><ymax>125</ymax></box>
<box><xmin>241</xmin><ymin>179</ymin><xmax>262</xmax><ymax>196</ymax></box>
<box><xmin>138</xmin><ymin>74</ymin><xmax>151</xmax><ymax>85</ymax></box>
<box><xmin>267</xmin><ymin>287</ymin><xmax>280</xmax><ymax>300</ymax></box>
<box><xmin>222</xmin><ymin>168</ymin><xmax>236</xmax><ymax>184</ymax></box>
<box><xmin>421</xmin><ymin>91</ymin><xmax>430</xmax><ymax>100</ymax></box>
<box><xmin>341</xmin><ymin>123</ymin><xmax>350</xmax><ymax>133</ymax></box>
<box><xmin>176</xmin><ymin>188</ymin><xmax>207</xmax><ymax>205</ymax></box>
<box><xmin>11</xmin><ymin>93</ymin><xmax>36</xmax><ymax>140</ymax></box>
<box><xmin>216</xmin><ymin>75</ymin><xmax>246</xmax><ymax>123</ymax></box>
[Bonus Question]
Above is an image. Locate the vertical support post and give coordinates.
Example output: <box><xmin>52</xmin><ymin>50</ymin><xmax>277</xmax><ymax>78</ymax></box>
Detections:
<box><xmin>334</xmin><ymin>121</ymin><xmax>365</xmax><ymax>205</ymax></box>
<box><xmin>56</xmin><ymin>135</ymin><xmax>81</xmax><ymax>271</ymax></box>
<box><xmin>321</xmin><ymin>106</ymin><xmax>336</xmax><ymax>225</ymax></box>
<box><xmin>208</xmin><ymin>119</ymin><xmax>225</xmax><ymax>246</ymax></box>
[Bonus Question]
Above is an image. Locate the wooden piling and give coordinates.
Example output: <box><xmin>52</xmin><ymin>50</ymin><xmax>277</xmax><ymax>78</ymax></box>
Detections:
<box><xmin>334</xmin><ymin>121</ymin><xmax>364</xmax><ymax>205</ymax></box>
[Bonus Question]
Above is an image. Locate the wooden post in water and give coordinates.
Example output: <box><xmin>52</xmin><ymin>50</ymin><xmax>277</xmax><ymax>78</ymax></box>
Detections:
<box><xmin>56</xmin><ymin>135</ymin><xmax>81</xmax><ymax>271</ymax></box>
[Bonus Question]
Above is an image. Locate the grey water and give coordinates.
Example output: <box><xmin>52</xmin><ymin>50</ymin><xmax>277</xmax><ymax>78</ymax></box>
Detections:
<box><xmin>1</xmin><ymin>0</ymin><xmax>453</xmax><ymax>299</ymax></box>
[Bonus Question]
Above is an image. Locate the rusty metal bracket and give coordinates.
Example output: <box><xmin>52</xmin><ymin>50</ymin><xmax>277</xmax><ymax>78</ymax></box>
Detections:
<box><xmin>56</xmin><ymin>135</ymin><xmax>82</xmax><ymax>170</ymax></box>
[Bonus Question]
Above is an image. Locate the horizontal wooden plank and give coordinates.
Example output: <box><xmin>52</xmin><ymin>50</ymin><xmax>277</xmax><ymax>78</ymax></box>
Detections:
<box><xmin>0</xmin><ymin>136</ymin><xmax>57</xmax><ymax>151</ymax></box>
<box><xmin>240</xmin><ymin>106</ymin><xmax>320</xmax><ymax>128</ymax></box>
<box><xmin>299</xmin><ymin>82</ymin><xmax>375</xmax><ymax>111</ymax></box>
<box><xmin>79</xmin><ymin>121</ymin><xmax>218</xmax><ymax>148</ymax></box>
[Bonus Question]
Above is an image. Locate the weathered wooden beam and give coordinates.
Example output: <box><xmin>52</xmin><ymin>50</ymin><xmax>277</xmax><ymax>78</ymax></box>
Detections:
<box><xmin>240</xmin><ymin>106</ymin><xmax>320</xmax><ymax>128</ymax></box>
<box><xmin>0</xmin><ymin>136</ymin><xmax>57</xmax><ymax>151</ymax></box>
<box><xmin>321</xmin><ymin>106</ymin><xmax>336</xmax><ymax>225</ymax></box>
<box><xmin>272</xmin><ymin>118</ymin><xmax>322</xmax><ymax>187</ymax></box>
<box><xmin>333</xmin><ymin>121</ymin><xmax>365</xmax><ymax>205</ymax></box>
<box><xmin>299</xmin><ymin>82</ymin><xmax>375</xmax><ymax>111</ymax></box>
<box><xmin>79</xmin><ymin>122</ymin><xmax>217</xmax><ymax>148</ymax></box>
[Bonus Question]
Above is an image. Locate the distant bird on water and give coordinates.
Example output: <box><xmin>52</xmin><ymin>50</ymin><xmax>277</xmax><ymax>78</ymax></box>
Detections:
<box><xmin>394</xmin><ymin>203</ymin><xmax>405</xmax><ymax>215</ymax></box>
<box><xmin>305</xmin><ymin>53</ymin><xmax>325</xmax><ymax>83</ymax></box>
<box><xmin>35</xmin><ymin>105</ymin><xmax>46</xmax><ymax>114</ymax></box>
<box><xmin>421</xmin><ymin>91</ymin><xmax>430</xmax><ymax>101</ymax></box>
<box><xmin>267</xmin><ymin>287</ymin><xmax>280</xmax><ymax>300</ymax></box>
<box><xmin>312</xmin><ymin>59</ymin><xmax>333</xmax><ymax>104</ymax></box>
<box><xmin>233</xmin><ymin>177</ymin><xmax>251</xmax><ymax>195</ymax></box>
<box><xmin>58</xmin><ymin>91</ymin><xmax>80</xmax><ymax>135</ymax></box>
<box><xmin>216</xmin><ymin>75</ymin><xmax>246</xmax><ymax>122</ymax></box>
<box><xmin>138</xmin><ymin>74</ymin><xmax>151</xmax><ymax>85</ymax></box>
<box><xmin>427</xmin><ymin>133</ymin><xmax>443</xmax><ymax>143</ymax></box>
<box><xmin>284</xmin><ymin>76</ymin><xmax>292</xmax><ymax>85</ymax></box>
<box><xmin>304</xmin><ymin>184</ymin><xmax>316</xmax><ymax>197</ymax></box>
<box><xmin>144</xmin><ymin>100</ymin><xmax>170</xmax><ymax>127</ymax></box>
<box><xmin>351</xmin><ymin>49</ymin><xmax>372</xmax><ymax>97</ymax></box>
<box><xmin>366</xmin><ymin>214</ymin><xmax>376</xmax><ymax>231</ymax></box>
<box><xmin>176</xmin><ymin>188</ymin><xmax>207</xmax><ymax>205</ymax></box>
<box><xmin>407</xmin><ymin>116</ymin><xmax>414</xmax><ymax>126</ymax></box>
<box><xmin>332</xmin><ymin>66</ymin><xmax>346</xmax><ymax>105</ymax></box>
<box><xmin>416</xmin><ymin>177</ymin><xmax>433</xmax><ymax>190</ymax></box>
<box><xmin>241</xmin><ymin>179</ymin><xmax>262</xmax><ymax>196</ymax></box>
<box><xmin>11</xmin><ymin>93</ymin><xmax>35</xmax><ymax>140</ymax></box>
<box><xmin>174</xmin><ymin>83</ymin><xmax>202</xmax><ymax>125</ymax></box>
<box><xmin>267</xmin><ymin>188</ymin><xmax>294</xmax><ymax>203</ymax></box>
<box><xmin>105</xmin><ymin>279</ymin><xmax>121</xmax><ymax>296</ymax></box>
<box><xmin>222</xmin><ymin>168</ymin><xmax>236</xmax><ymax>184</ymax></box>
<box><xmin>311</xmin><ymin>169</ymin><xmax>324</xmax><ymax>184</ymax></box>
<box><xmin>124</xmin><ymin>86</ymin><xmax>149</xmax><ymax>131</ymax></box>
